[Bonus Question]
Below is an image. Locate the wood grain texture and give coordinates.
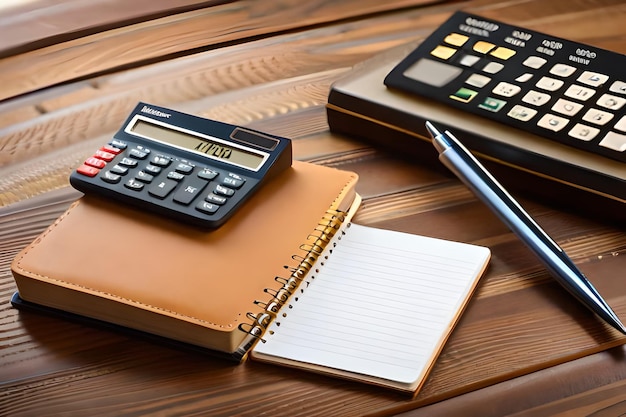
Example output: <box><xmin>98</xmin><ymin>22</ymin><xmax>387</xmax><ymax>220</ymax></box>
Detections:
<box><xmin>1</xmin><ymin>0</ymin><xmax>626</xmax><ymax>416</ymax></box>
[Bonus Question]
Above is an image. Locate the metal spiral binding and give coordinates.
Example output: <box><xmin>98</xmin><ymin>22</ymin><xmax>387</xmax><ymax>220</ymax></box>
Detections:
<box><xmin>237</xmin><ymin>209</ymin><xmax>346</xmax><ymax>343</ymax></box>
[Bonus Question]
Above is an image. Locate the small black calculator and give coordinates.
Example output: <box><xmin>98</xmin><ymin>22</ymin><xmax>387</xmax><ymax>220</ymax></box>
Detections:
<box><xmin>70</xmin><ymin>103</ymin><xmax>292</xmax><ymax>228</ymax></box>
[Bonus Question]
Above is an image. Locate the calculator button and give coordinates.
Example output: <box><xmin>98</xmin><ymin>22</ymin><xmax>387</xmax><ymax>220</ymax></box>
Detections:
<box><xmin>173</xmin><ymin>177</ymin><xmax>209</xmax><ymax>205</ymax></box>
<box><xmin>522</xmin><ymin>90</ymin><xmax>551</xmax><ymax>106</ymax></box>
<box><xmin>148</xmin><ymin>179</ymin><xmax>178</xmax><ymax>198</ymax></box>
<box><xmin>563</xmin><ymin>85</ymin><xmax>595</xmax><ymax>101</ymax></box>
<box><xmin>537</xmin><ymin>114</ymin><xmax>569</xmax><ymax>132</ymax></box>
<box><xmin>214</xmin><ymin>184</ymin><xmax>235</xmax><ymax>197</ymax></box>
<box><xmin>535</xmin><ymin>76</ymin><xmax>564</xmax><ymax>92</ymax></box>
<box><xmin>76</xmin><ymin>164</ymin><xmax>100</xmax><ymax>177</ymax></box>
<box><xmin>599</xmin><ymin>131</ymin><xmax>626</xmax><ymax>152</ymax></box>
<box><xmin>549</xmin><ymin>63</ymin><xmax>576</xmax><ymax>77</ymax></box>
<box><xmin>490</xmin><ymin>47</ymin><xmax>515</xmax><ymax>60</ymax></box>
<box><xmin>507</xmin><ymin>105</ymin><xmax>537</xmax><ymax>122</ymax></box>
<box><xmin>522</xmin><ymin>56</ymin><xmax>547</xmax><ymax>69</ymax></box>
<box><xmin>196</xmin><ymin>201</ymin><xmax>220</xmax><ymax>214</ymax></box>
<box><xmin>119</xmin><ymin>157</ymin><xmax>138</xmax><ymax>168</ymax></box>
<box><xmin>596</xmin><ymin>93</ymin><xmax>626</xmax><ymax>111</ymax></box>
<box><xmin>515</xmin><ymin>73</ymin><xmax>533</xmax><ymax>83</ymax></box>
<box><xmin>174</xmin><ymin>162</ymin><xmax>194</xmax><ymax>174</ymax></box>
<box><xmin>582</xmin><ymin>108</ymin><xmax>614</xmax><ymax>126</ymax></box>
<box><xmin>110</xmin><ymin>164</ymin><xmax>129</xmax><ymax>175</ymax></box>
<box><xmin>129</xmin><ymin>148</ymin><xmax>149</xmax><ymax>159</ymax></box>
<box><xmin>198</xmin><ymin>168</ymin><xmax>219</xmax><ymax>180</ymax></box>
<box><xmin>577</xmin><ymin>71</ymin><xmax>609</xmax><ymax>87</ymax></box>
<box><xmin>167</xmin><ymin>171</ymin><xmax>186</xmax><ymax>181</ymax></box>
<box><xmin>430</xmin><ymin>45</ymin><xmax>457</xmax><ymax>60</ymax></box>
<box><xmin>443</xmin><ymin>33</ymin><xmax>468</xmax><ymax>47</ymax></box>
<box><xmin>450</xmin><ymin>87</ymin><xmax>478</xmax><ymax>103</ymax></box>
<box><xmin>492</xmin><ymin>82</ymin><xmax>521</xmax><ymax>97</ymax></box>
<box><xmin>609</xmin><ymin>81</ymin><xmax>626</xmax><ymax>95</ymax></box>
<box><xmin>465</xmin><ymin>74</ymin><xmax>491</xmax><ymax>88</ymax></box>
<box><xmin>151</xmin><ymin>155</ymin><xmax>171</xmax><ymax>167</ymax></box>
<box><xmin>124</xmin><ymin>179</ymin><xmax>145</xmax><ymax>191</ymax></box>
<box><xmin>404</xmin><ymin>58</ymin><xmax>462</xmax><ymax>87</ymax></box>
<box><xmin>614</xmin><ymin>115</ymin><xmax>626</xmax><ymax>132</ymax></box>
<box><xmin>101</xmin><ymin>171</ymin><xmax>122</xmax><ymax>183</ymax></box>
<box><xmin>134</xmin><ymin>171</ymin><xmax>154</xmax><ymax>183</ymax></box>
<box><xmin>459</xmin><ymin>54</ymin><xmax>480</xmax><ymax>67</ymax></box>
<box><xmin>205</xmin><ymin>193</ymin><xmax>227</xmax><ymax>205</ymax></box>
<box><xmin>101</xmin><ymin>144</ymin><xmax>123</xmax><ymax>155</ymax></box>
<box><xmin>551</xmin><ymin>98</ymin><xmax>583</xmax><ymax>116</ymax></box>
<box><xmin>473</xmin><ymin>41</ymin><xmax>495</xmax><ymax>54</ymax></box>
<box><xmin>478</xmin><ymin>97</ymin><xmax>506</xmax><ymax>112</ymax></box>
<box><xmin>109</xmin><ymin>139</ymin><xmax>127</xmax><ymax>150</ymax></box>
<box><xmin>222</xmin><ymin>175</ymin><xmax>245</xmax><ymax>188</ymax></box>
<box><xmin>85</xmin><ymin>157</ymin><xmax>106</xmax><ymax>169</ymax></box>
<box><xmin>94</xmin><ymin>150</ymin><xmax>116</xmax><ymax>162</ymax></box>
<box><xmin>144</xmin><ymin>164</ymin><xmax>161</xmax><ymax>175</ymax></box>
<box><xmin>482</xmin><ymin>62</ymin><xmax>504</xmax><ymax>74</ymax></box>
<box><xmin>568</xmin><ymin>124</ymin><xmax>600</xmax><ymax>141</ymax></box>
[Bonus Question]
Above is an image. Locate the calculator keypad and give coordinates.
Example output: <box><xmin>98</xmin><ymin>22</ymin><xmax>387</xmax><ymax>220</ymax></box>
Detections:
<box><xmin>75</xmin><ymin>140</ymin><xmax>249</xmax><ymax>219</ymax></box>
<box><xmin>384</xmin><ymin>12</ymin><xmax>626</xmax><ymax>163</ymax></box>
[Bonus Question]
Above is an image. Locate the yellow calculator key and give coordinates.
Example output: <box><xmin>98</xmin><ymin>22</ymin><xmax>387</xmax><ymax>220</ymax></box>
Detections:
<box><xmin>430</xmin><ymin>45</ymin><xmax>457</xmax><ymax>60</ymax></box>
<box><xmin>490</xmin><ymin>46</ymin><xmax>516</xmax><ymax>60</ymax></box>
<box><xmin>443</xmin><ymin>33</ymin><xmax>469</xmax><ymax>47</ymax></box>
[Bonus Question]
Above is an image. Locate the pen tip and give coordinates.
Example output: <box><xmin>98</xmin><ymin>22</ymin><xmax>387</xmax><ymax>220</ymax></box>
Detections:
<box><xmin>424</xmin><ymin>121</ymin><xmax>441</xmax><ymax>138</ymax></box>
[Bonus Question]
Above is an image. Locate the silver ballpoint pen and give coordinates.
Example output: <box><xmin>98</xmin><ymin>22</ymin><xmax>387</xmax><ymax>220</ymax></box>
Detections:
<box><xmin>425</xmin><ymin>121</ymin><xmax>626</xmax><ymax>334</ymax></box>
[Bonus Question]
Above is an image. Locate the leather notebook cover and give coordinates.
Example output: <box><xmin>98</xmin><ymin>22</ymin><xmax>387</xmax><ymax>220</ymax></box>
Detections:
<box><xmin>11</xmin><ymin>161</ymin><xmax>358</xmax><ymax>357</ymax></box>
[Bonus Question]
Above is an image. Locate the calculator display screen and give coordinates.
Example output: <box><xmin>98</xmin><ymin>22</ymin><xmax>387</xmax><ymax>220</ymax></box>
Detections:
<box><xmin>129</xmin><ymin>118</ymin><xmax>265</xmax><ymax>170</ymax></box>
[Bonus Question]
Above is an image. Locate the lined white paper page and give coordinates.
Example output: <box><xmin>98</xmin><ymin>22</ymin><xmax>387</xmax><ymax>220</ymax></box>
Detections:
<box><xmin>252</xmin><ymin>223</ymin><xmax>490</xmax><ymax>387</ymax></box>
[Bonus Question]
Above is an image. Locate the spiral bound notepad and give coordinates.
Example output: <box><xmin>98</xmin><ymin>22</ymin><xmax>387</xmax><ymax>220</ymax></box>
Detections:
<box><xmin>250</xmin><ymin>222</ymin><xmax>491</xmax><ymax>393</ymax></box>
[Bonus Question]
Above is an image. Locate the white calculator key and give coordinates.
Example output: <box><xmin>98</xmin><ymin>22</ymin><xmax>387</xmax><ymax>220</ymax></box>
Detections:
<box><xmin>596</xmin><ymin>93</ymin><xmax>626</xmax><ymax>110</ymax></box>
<box><xmin>515</xmin><ymin>73</ymin><xmax>533</xmax><ymax>83</ymax></box>
<box><xmin>492</xmin><ymin>82</ymin><xmax>521</xmax><ymax>97</ymax></box>
<box><xmin>551</xmin><ymin>98</ymin><xmax>583</xmax><ymax>116</ymax></box>
<box><xmin>522</xmin><ymin>56</ymin><xmax>547</xmax><ymax>69</ymax></box>
<box><xmin>577</xmin><ymin>71</ymin><xmax>609</xmax><ymax>87</ymax></box>
<box><xmin>614</xmin><ymin>115</ymin><xmax>626</xmax><ymax>132</ymax></box>
<box><xmin>535</xmin><ymin>76</ymin><xmax>564</xmax><ymax>91</ymax></box>
<box><xmin>582</xmin><ymin>108</ymin><xmax>614</xmax><ymax>126</ymax></box>
<box><xmin>522</xmin><ymin>90</ymin><xmax>551</xmax><ymax>106</ymax></box>
<box><xmin>459</xmin><ymin>54</ymin><xmax>481</xmax><ymax>67</ymax></box>
<box><xmin>483</xmin><ymin>62</ymin><xmax>504</xmax><ymax>74</ymax></box>
<box><xmin>465</xmin><ymin>73</ymin><xmax>491</xmax><ymax>88</ymax></box>
<box><xmin>564</xmin><ymin>84</ymin><xmax>596</xmax><ymax>101</ymax></box>
<box><xmin>609</xmin><ymin>80</ymin><xmax>626</xmax><ymax>95</ymax></box>
<box><xmin>599</xmin><ymin>131</ymin><xmax>626</xmax><ymax>152</ymax></box>
<box><xmin>549</xmin><ymin>63</ymin><xmax>576</xmax><ymax>77</ymax></box>
<box><xmin>507</xmin><ymin>105</ymin><xmax>537</xmax><ymax>122</ymax></box>
<box><xmin>568</xmin><ymin>123</ymin><xmax>600</xmax><ymax>141</ymax></box>
<box><xmin>537</xmin><ymin>114</ymin><xmax>569</xmax><ymax>132</ymax></box>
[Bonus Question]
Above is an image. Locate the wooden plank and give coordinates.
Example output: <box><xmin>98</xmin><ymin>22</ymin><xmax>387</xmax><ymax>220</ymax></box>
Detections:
<box><xmin>0</xmin><ymin>0</ymin><xmax>441</xmax><ymax>102</ymax></box>
<box><xmin>0</xmin><ymin>0</ymin><xmax>232</xmax><ymax>57</ymax></box>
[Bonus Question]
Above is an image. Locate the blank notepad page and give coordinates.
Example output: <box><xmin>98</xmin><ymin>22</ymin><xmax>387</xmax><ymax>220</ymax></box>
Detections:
<box><xmin>251</xmin><ymin>223</ymin><xmax>490</xmax><ymax>387</ymax></box>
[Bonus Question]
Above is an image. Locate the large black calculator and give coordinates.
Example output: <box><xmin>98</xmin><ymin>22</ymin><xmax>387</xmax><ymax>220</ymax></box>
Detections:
<box><xmin>70</xmin><ymin>103</ymin><xmax>292</xmax><ymax>228</ymax></box>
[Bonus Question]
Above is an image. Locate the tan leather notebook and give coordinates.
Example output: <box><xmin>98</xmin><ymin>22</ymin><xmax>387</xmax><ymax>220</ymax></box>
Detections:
<box><xmin>11</xmin><ymin>160</ymin><xmax>490</xmax><ymax>394</ymax></box>
<box><xmin>11</xmin><ymin>161</ymin><xmax>359</xmax><ymax>359</ymax></box>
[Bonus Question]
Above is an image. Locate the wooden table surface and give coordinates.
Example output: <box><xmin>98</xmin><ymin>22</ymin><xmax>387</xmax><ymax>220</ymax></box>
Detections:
<box><xmin>2</xmin><ymin>0</ymin><xmax>626</xmax><ymax>415</ymax></box>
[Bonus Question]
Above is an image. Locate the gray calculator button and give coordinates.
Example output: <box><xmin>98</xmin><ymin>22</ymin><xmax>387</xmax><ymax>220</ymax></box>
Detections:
<box><xmin>196</xmin><ymin>201</ymin><xmax>219</xmax><ymax>214</ymax></box>
<box><xmin>101</xmin><ymin>171</ymin><xmax>121</xmax><ymax>183</ymax></box>
<box><xmin>403</xmin><ymin>58</ymin><xmax>463</xmax><ymax>87</ymax></box>
<box><xmin>222</xmin><ymin>176</ymin><xmax>245</xmax><ymax>189</ymax></box>
<box><xmin>198</xmin><ymin>168</ymin><xmax>218</xmax><ymax>180</ymax></box>
<box><xmin>110</xmin><ymin>164</ymin><xmax>128</xmax><ymax>175</ymax></box>
<box><xmin>175</xmin><ymin>162</ymin><xmax>194</xmax><ymax>174</ymax></box>
<box><xmin>124</xmin><ymin>178</ymin><xmax>144</xmax><ymax>191</ymax></box>
<box><xmin>119</xmin><ymin>157</ymin><xmax>138</xmax><ymax>168</ymax></box>
<box><xmin>167</xmin><ymin>171</ymin><xmax>186</xmax><ymax>181</ymax></box>
<box><xmin>205</xmin><ymin>193</ymin><xmax>227</xmax><ymax>205</ymax></box>
<box><xmin>148</xmin><ymin>179</ymin><xmax>178</xmax><ymax>199</ymax></box>
<box><xmin>151</xmin><ymin>155</ymin><xmax>171</xmax><ymax>167</ymax></box>
<box><xmin>135</xmin><ymin>171</ymin><xmax>154</xmax><ymax>183</ymax></box>
<box><xmin>173</xmin><ymin>177</ymin><xmax>209</xmax><ymax>205</ymax></box>
<box><xmin>129</xmin><ymin>148</ymin><xmax>149</xmax><ymax>159</ymax></box>
<box><xmin>215</xmin><ymin>184</ymin><xmax>235</xmax><ymax>196</ymax></box>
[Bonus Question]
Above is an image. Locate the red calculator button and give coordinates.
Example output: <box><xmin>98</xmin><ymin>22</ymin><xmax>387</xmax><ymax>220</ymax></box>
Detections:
<box><xmin>77</xmin><ymin>164</ymin><xmax>100</xmax><ymax>177</ymax></box>
<box><xmin>85</xmin><ymin>157</ymin><xmax>106</xmax><ymax>169</ymax></box>
<box><xmin>94</xmin><ymin>150</ymin><xmax>116</xmax><ymax>162</ymax></box>
<box><xmin>100</xmin><ymin>144</ymin><xmax>122</xmax><ymax>154</ymax></box>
